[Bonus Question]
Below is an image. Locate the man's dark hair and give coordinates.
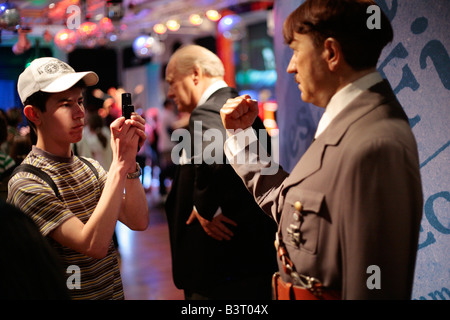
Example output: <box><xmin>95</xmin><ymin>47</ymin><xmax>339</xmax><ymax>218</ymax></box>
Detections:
<box><xmin>23</xmin><ymin>91</ymin><xmax>50</xmax><ymax>145</ymax></box>
<box><xmin>283</xmin><ymin>0</ymin><xmax>393</xmax><ymax>70</ymax></box>
<box><xmin>24</xmin><ymin>91</ymin><xmax>51</xmax><ymax>114</ymax></box>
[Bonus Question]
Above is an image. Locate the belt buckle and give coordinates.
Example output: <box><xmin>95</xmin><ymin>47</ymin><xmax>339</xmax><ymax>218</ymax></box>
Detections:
<box><xmin>291</xmin><ymin>272</ymin><xmax>323</xmax><ymax>297</ymax></box>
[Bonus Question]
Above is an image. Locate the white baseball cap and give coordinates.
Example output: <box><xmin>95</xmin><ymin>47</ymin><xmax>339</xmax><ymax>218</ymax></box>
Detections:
<box><xmin>17</xmin><ymin>57</ymin><xmax>99</xmax><ymax>104</ymax></box>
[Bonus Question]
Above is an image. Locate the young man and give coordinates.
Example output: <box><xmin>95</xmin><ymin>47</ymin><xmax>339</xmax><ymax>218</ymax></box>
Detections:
<box><xmin>8</xmin><ymin>57</ymin><xmax>149</xmax><ymax>299</ymax></box>
<box><xmin>221</xmin><ymin>0</ymin><xmax>423</xmax><ymax>299</ymax></box>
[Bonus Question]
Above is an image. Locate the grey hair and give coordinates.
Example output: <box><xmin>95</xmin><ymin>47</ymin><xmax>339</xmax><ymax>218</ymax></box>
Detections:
<box><xmin>171</xmin><ymin>44</ymin><xmax>225</xmax><ymax>78</ymax></box>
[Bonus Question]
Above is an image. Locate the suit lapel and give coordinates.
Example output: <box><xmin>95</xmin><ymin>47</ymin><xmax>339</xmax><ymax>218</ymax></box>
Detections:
<box><xmin>283</xmin><ymin>80</ymin><xmax>397</xmax><ymax>189</ymax></box>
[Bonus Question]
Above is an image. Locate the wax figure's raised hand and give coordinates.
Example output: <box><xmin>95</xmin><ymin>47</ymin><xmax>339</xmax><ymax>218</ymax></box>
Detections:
<box><xmin>220</xmin><ymin>95</ymin><xmax>259</xmax><ymax>131</ymax></box>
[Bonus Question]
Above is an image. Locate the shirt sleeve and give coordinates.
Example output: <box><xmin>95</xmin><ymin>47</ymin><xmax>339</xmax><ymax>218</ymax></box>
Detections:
<box><xmin>7</xmin><ymin>172</ymin><xmax>75</xmax><ymax>237</ymax></box>
<box><xmin>224</xmin><ymin>126</ymin><xmax>288</xmax><ymax>222</ymax></box>
<box><xmin>224</xmin><ymin>127</ymin><xmax>258</xmax><ymax>159</ymax></box>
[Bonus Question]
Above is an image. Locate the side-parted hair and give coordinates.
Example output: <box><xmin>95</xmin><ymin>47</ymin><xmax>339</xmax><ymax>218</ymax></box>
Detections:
<box><xmin>283</xmin><ymin>0</ymin><xmax>393</xmax><ymax>70</ymax></box>
<box><xmin>170</xmin><ymin>44</ymin><xmax>225</xmax><ymax>78</ymax></box>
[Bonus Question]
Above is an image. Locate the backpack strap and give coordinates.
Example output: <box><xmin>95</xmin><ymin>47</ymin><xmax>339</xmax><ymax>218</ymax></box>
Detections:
<box><xmin>10</xmin><ymin>157</ymin><xmax>99</xmax><ymax>201</ymax></box>
<box><xmin>78</xmin><ymin>156</ymin><xmax>99</xmax><ymax>179</ymax></box>
<box><xmin>11</xmin><ymin>164</ymin><xmax>61</xmax><ymax>200</ymax></box>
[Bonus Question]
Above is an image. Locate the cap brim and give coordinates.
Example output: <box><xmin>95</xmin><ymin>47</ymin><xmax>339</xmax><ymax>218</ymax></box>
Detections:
<box><xmin>41</xmin><ymin>71</ymin><xmax>99</xmax><ymax>93</ymax></box>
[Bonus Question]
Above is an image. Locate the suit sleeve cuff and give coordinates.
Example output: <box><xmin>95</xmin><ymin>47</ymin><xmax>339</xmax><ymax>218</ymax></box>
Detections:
<box><xmin>193</xmin><ymin>205</ymin><xmax>222</xmax><ymax>220</ymax></box>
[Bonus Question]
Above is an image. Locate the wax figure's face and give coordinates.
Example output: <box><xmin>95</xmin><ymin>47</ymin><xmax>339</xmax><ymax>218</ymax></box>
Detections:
<box><xmin>166</xmin><ymin>59</ymin><xmax>197</xmax><ymax>113</ymax></box>
<box><xmin>39</xmin><ymin>86</ymin><xmax>85</xmax><ymax>145</ymax></box>
<box><xmin>286</xmin><ymin>32</ymin><xmax>330</xmax><ymax>108</ymax></box>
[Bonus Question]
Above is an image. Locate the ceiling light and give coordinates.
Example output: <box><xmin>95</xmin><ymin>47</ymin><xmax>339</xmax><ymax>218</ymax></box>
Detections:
<box><xmin>54</xmin><ymin>28</ymin><xmax>77</xmax><ymax>53</ymax></box>
<box><xmin>132</xmin><ymin>34</ymin><xmax>165</xmax><ymax>58</ymax></box>
<box><xmin>153</xmin><ymin>23</ymin><xmax>167</xmax><ymax>35</ymax></box>
<box><xmin>189</xmin><ymin>14</ymin><xmax>203</xmax><ymax>26</ymax></box>
<box><xmin>78</xmin><ymin>21</ymin><xmax>99</xmax><ymax>37</ymax></box>
<box><xmin>77</xmin><ymin>21</ymin><xmax>100</xmax><ymax>48</ymax></box>
<box><xmin>206</xmin><ymin>9</ymin><xmax>221</xmax><ymax>21</ymax></box>
<box><xmin>218</xmin><ymin>14</ymin><xmax>245</xmax><ymax>41</ymax></box>
<box><xmin>166</xmin><ymin>19</ymin><xmax>180</xmax><ymax>32</ymax></box>
<box><xmin>99</xmin><ymin>17</ymin><xmax>114</xmax><ymax>34</ymax></box>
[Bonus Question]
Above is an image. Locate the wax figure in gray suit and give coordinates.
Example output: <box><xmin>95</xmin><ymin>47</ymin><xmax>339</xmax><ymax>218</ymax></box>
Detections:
<box><xmin>220</xmin><ymin>0</ymin><xmax>423</xmax><ymax>300</ymax></box>
<box><xmin>164</xmin><ymin>45</ymin><xmax>277</xmax><ymax>299</ymax></box>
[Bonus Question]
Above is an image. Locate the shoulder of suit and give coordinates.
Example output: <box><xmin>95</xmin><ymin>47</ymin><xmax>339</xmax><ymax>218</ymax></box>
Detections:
<box><xmin>207</xmin><ymin>87</ymin><xmax>238</xmax><ymax>103</ymax></box>
<box><xmin>195</xmin><ymin>87</ymin><xmax>238</xmax><ymax>112</ymax></box>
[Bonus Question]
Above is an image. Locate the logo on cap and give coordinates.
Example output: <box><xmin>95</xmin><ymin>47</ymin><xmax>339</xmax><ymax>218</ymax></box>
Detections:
<box><xmin>37</xmin><ymin>60</ymin><xmax>72</xmax><ymax>75</ymax></box>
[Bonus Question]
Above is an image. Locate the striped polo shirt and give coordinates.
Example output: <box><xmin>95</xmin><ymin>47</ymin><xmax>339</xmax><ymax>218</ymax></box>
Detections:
<box><xmin>7</xmin><ymin>146</ymin><xmax>124</xmax><ymax>300</ymax></box>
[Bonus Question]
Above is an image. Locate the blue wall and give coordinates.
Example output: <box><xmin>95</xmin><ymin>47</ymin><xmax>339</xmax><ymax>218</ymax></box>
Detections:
<box><xmin>273</xmin><ymin>0</ymin><xmax>449</xmax><ymax>299</ymax></box>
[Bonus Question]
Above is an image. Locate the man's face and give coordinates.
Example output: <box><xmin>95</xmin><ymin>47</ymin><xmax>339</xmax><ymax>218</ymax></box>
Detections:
<box><xmin>39</xmin><ymin>86</ymin><xmax>85</xmax><ymax>146</ymax></box>
<box><xmin>286</xmin><ymin>32</ymin><xmax>330</xmax><ymax>108</ymax></box>
<box><xmin>165</xmin><ymin>60</ymin><xmax>197</xmax><ymax>113</ymax></box>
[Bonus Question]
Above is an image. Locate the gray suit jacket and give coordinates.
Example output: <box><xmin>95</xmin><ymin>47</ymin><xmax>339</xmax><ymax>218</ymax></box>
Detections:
<box><xmin>229</xmin><ymin>80</ymin><xmax>423</xmax><ymax>299</ymax></box>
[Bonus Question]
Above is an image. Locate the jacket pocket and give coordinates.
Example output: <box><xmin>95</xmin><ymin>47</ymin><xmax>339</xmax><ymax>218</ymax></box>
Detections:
<box><xmin>281</xmin><ymin>189</ymin><xmax>325</xmax><ymax>255</ymax></box>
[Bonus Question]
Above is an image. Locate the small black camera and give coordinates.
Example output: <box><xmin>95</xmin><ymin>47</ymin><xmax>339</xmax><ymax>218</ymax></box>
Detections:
<box><xmin>122</xmin><ymin>93</ymin><xmax>134</xmax><ymax>120</ymax></box>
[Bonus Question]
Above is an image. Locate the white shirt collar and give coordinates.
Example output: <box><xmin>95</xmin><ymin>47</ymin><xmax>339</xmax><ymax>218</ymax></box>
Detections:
<box><xmin>197</xmin><ymin>80</ymin><xmax>228</xmax><ymax>107</ymax></box>
<box><xmin>314</xmin><ymin>71</ymin><xmax>383</xmax><ymax>138</ymax></box>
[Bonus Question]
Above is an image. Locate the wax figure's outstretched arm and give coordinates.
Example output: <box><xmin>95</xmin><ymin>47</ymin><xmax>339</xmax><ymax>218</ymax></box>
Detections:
<box><xmin>220</xmin><ymin>95</ymin><xmax>289</xmax><ymax>223</ymax></box>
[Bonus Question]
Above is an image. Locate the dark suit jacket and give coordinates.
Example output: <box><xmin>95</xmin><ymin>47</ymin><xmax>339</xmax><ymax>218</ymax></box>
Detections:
<box><xmin>229</xmin><ymin>80</ymin><xmax>423</xmax><ymax>299</ymax></box>
<box><xmin>165</xmin><ymin>87</ymin><xmax>277</xmax><ymax>294</ymax></box>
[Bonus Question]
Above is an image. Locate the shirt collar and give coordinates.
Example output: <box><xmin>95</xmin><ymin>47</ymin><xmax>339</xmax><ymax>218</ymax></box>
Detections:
<box><xmin>32</xmin><ymin>145</ymin><xmax>74</xmax><ymax>163</ymax></box>
<box><xmin>315</xmin><ymin>71</ymin><xmax>383</xmax><ymax>138</ymax></box>
<box><xmin>197</xmin><ymin>80</ymin><xmax>228</xmax><ymax>107</ymax></box>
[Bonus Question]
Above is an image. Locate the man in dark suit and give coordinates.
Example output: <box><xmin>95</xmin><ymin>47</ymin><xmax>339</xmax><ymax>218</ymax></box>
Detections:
<box><xmin>164</xmin><ymin>45</ymin><xmax>277</xmax><ymax>299</ymax></box>
<box><xmin>220</xmin><ymin>0</ymin><xmax>423</xmax><ymax>299</ymax></box>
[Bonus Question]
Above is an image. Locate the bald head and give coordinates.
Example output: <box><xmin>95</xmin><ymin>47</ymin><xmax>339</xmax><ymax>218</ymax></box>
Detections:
<box><xmin>165</xmin><ymin>45</ymin><xmax>226</xmax><ymax>113</ymax></box>
<box><xmin>167</xmin><ymin>45</ymin><xmax>225</xmax><ymax>79</ymax></box>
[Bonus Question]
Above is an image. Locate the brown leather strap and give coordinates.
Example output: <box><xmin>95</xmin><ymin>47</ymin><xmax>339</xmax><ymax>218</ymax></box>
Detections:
<box><xmin>272</xmin><ymin>273</ymin><xmax>341</xmax><ymax>300</ymax></box>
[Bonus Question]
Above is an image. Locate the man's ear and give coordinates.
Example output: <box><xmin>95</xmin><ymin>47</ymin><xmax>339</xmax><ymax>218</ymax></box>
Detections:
<box><xmin>23</xmin><ymin>105</ymin><xmax>41</xmax><ymax>126</ymax></box>
<box><xmin>323</xmin><ymin>38</ymin><xmax>342</xmax><ymax>72</ymax></box>
<box><xmin>192</xmin><ymin>65</ymin><xmax>201</xmax><ymax>85</ymax></box>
